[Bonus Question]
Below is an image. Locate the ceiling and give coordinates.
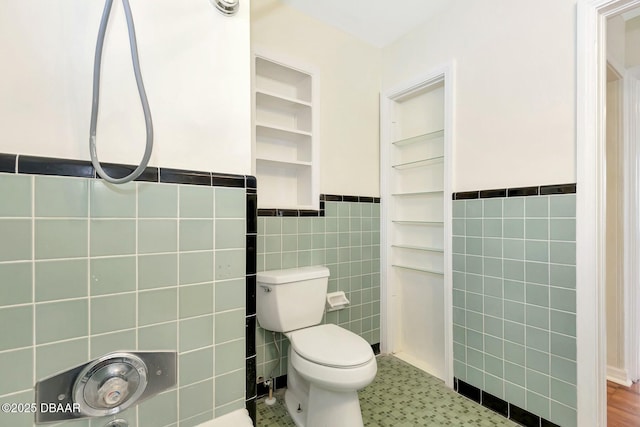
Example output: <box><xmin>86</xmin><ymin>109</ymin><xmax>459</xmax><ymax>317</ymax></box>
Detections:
<box><xmin>279</xmin><ymin>0</ymin><xmax>450</xmax><ymax>48</ymax></box>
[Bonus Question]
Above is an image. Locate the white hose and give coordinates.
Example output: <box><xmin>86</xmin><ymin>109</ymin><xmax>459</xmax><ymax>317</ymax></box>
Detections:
<box><xmin>90</xmin><ymin>0</ymin><xmax>153</xmax><ymax>184</ymax></box>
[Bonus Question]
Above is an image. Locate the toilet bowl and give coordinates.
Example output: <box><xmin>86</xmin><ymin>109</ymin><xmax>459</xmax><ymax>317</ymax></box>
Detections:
<box><xmin>287</xmin><ymin>324</ymin><xmax>377</xmax><ymax>392</ymax></box>
<box><xmin>256</xmin><ymin>266</ymin><xmax>377</xmax><ymax>427</ymax></box>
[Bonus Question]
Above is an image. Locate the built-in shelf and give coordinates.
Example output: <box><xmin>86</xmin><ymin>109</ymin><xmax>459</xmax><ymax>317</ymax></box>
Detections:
<box><xmin>392</xmin><ymin>264</ymin><xmax>445</xmax><ymax>275</ymax></box>
<box><xmin>392</xmin><ymin>245</ymin><xmax>444</xmax><ymax>253</ymax></box>
<box><xmin>254</xmin><ymin>53</ymin><xmax>318</xmax><ymax>210</ymax></box>
<box><xmin>256</xmin><ymin>157</ymin><xmax>312</xmax><ymax>168</ymax></box>
<box><xmin>392</xmin><ymin>156</ymin><xmax>444</xmax><ymax>170</ymax></box>
<box><xmin>255</xmin><ymin>89</ymin><xmax>312</xmax><ymax>108</ymax></box>
<box><xmin>255</xmin><ymin>56</ymin><xmax>311</xmax><ymax>103</ymax></box>
<box><xmin>255</xmin><ymin>124</ymin><xmax>312</xmax><ymax>164</ymax></box>
<box><xmin>255</xmin><ymin>123</ymin><xmax>312</xmax><ymax>137</ymax></box>
<box><xmin>255</xmin><ymin>92</ymin><xmax>312</xmax><ymax>134</ymax></box>
<box><xmin>392</xmin><ymin>220</ymin><xmax>444</xmax><ymax>225</ymax></box>
<box><xmin>392</xmin><ymin>129</ymin><xmax>444</xmax><ymax>146</ymax></box>
<box><xmin>392</xmin><ymin>190</ymin><xmax>444</xmax><ymax>197</ymax></box>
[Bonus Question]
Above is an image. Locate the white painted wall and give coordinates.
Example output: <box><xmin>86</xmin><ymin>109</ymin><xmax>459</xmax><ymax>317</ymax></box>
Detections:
<box><xmin>382</xmin><ymin>0</ymin><xmax>577</xmax><ymax>191</ymax></box>
<box><xmin>0</xmin><ymin>0</ymin><xmax>251</xmax><ymax>175</ymax></box>
<box><xmin>251</xmin><ymin>0</ymin><xmax>381</xmax><ymax>197</ymax></box>
<box><xmin>627</xmin><ymin>16</ymin><xmax>640</xmax><ymax>68</ymax></box>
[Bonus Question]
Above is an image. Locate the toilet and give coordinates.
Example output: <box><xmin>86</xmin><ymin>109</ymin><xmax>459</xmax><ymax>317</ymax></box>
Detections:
<box><xmin>256</xmin><ymin>266</ymin><xmax>377</xmax><ymax>427</ymax></box>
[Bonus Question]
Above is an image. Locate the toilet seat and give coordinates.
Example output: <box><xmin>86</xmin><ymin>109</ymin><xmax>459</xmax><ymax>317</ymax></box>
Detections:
<box><xmin>288</xmin><ymin>324</ymin><xmax>373</xmax><ymax>368</ymax></box>
<box><xmin>289</xmin><ymin>343</ymin><xmax>377</xmax><ymax>393</ymax></box>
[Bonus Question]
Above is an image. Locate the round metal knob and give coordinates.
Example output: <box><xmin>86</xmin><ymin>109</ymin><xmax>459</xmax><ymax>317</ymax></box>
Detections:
<box><xmin>73</xmin><ymin>353</ymin><xmax>148</xmax><ymax>417</ymax></box>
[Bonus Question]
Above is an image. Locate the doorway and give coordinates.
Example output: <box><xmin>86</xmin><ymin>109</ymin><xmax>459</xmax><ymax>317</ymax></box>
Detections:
<box><xmin>577</xmin><ymin>1</ymin><xmax>640</xmax><ymax>425</ymax></box>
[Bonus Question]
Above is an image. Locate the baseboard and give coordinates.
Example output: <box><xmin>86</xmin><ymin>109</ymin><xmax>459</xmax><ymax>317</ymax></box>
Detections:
<box><xmin>372</xmin><ymin>343</ymin><xmax>381</xmax><ymax>355</ymax></box>
<box><xmin>607</xmin><ymin>365</ymin><xmax>633</xmax><ymax>386</ymax></box>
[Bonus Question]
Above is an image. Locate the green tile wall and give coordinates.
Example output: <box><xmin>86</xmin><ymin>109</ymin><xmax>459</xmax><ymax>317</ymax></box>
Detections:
<box><xmin>453</xmin><ymin>195</ymin><xmax>577</xmax><ymax>427</ymax></box>
<box><xmin>256</xmin><ymin>201</ymin><xmax>381</xmax><ymax>381</ymax></box>
<box><xmin>0</xmin><ymin>173</ymin><xmax>247</xmax><ymax>427</ymax></box>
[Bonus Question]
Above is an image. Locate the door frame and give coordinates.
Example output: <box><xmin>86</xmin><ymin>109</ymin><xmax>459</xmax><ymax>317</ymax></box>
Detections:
<box><xmin>577</xmin><ymin>0</ymin><xmax>640</xmax><ymax>425</ymax></box>
<box><xmin>379</xmin><ymin>62</ymin><xmax>455</xmax><ymax>387</ymax></box>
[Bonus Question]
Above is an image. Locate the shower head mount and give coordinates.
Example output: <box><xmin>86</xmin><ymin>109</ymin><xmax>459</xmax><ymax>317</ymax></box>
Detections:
<box><xmin>212</xmin><ymin>0</ymin><xmax>239</xmax><ymax>16</ymax></box>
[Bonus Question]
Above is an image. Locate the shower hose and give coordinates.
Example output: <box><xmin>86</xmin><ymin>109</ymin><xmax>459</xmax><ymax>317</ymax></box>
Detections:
<box><xmin>89</xmin><ymin>0</ymin><xmax>153</xmax><ymax>184</ymax></box>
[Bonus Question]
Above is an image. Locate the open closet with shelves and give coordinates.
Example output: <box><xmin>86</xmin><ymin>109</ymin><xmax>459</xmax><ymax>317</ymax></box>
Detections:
<box><xmin>382</xmin><ymin>74</ymin><xmax>451</xmax><ymax>382</ymax></box>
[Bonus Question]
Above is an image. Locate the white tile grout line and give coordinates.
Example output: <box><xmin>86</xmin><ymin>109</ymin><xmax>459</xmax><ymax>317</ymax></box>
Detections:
<box><xmin>547</xmin><ymin>198</ymin><xmax>552</xmax><ymax>408</ymax></box>
<box><xmin>176</xmin><ymin>184</ymin><xmax>181</xmax><ymax>426</ymax></box>
<box><xmin>134</xmin><ymin>185</ymin><xmax>140</xmax><ymax>427</ymax></box>
<box><xmin>31</xmin><ymin>175</ymin><xmax>36</xmax><ymax>388</ymax></box>
<box><xmin>0</xmin><ymin>287</ymin><xmax>248</xmax><ymax>312</ymax></box>
<box><xmin>213</xmin><ymin>186</ymin><xmax>217</xmax><ymax>417</ymax></box>
<box><xmin>87</xmin><ymin>180</ymin><xmax>92</xmax><ymax>361</ymax></box>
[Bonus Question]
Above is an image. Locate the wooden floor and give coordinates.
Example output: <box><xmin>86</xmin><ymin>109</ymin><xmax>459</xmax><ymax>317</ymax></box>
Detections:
<box><xmin>608</xmin><ymin>380</ymin><xmax>640</xmax><ymax>426</ymax></box>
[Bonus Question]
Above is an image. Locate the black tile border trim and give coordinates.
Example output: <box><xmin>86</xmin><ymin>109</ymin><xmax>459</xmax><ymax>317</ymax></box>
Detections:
<box><xmin>481</xmin><ymin>391</ymin><xmax>508</xmax><ymax>417</ymax></box>
<box><xmin>453</xmin><ymin>191</ymin><xmax>479</xmax><ymax>200</ymax></box>
<box><xmin>245</xmin><ymin>184</ymin><xmax>258</xmax><ymax>425</ymax></box>
<box><xmin>99</xmin><ymin>163</ymin><xmax>159</xmax><ymax>182</ymax></box>
<box><xmin>258</xmin><ymin>194</ymin><xmax>380</xmax><ymax>217</ymax></box>
<box><xmin>0</xmin><ymin>153</ymin><xmax>17</xmax><ymax>173</ymax></box>
<box><xmin>453</xmin><ymin>183</ymin><xmax>576</xmax><ymax>200</ymax></box>
<box><xmin>0</xmin><ymin>152</ymin><xmax>256</xmax><ymax>189</ymax></box>
<box><xmin>457</xmin><ymin>379</ymin><xmax>481</xmax><ymax>403</ymax></box>
<box><xmin>541</xmin><ymin>418</ymin><xmax>561</xmax><ymax>427</ymax></box>
<box><xmin>19</xmin><ymin>155</ymin><xmax>95</xmax><ymax>178</ymax></box>
<box><xmin>245</xmin><ymin>398</ymin><xmax>256</xmax><ymax>426</ymax></box>
<box><xmin>454</xmin><ymin>378</ymin><xmax>561</xmax><ymax>427</ymax></box>
<box><xmin>540</xmin><ymin>183</ymin><xmax>577</xmax><ymax>195</ymax></box>
<box><xmin>321</xmin><ymin>194</ymin><xmax>381</xmax><ymax>203</ymax></box>
<box><xmin>508</xmin><ymin>186</ymin><xmax>539</xmax><ymax>197</ymax></box>
<box><xmin>480</xmin><ymin>188</ymin><xmax>507</xmax><ymax>199</ymax></box>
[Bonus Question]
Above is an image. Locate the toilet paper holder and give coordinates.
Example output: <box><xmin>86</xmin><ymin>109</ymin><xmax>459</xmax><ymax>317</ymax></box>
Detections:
<box><xmin>326</xmin><ymin>291</ymin><xmax>350</xmax><ymax>311</ymax></box>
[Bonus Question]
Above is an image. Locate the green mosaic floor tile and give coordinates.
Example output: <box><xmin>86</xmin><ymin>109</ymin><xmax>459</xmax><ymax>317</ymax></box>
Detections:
<box><xmin>256</xmin><ymin>355</ymin><xmax>516</xmax><ymax>426</ymax></box>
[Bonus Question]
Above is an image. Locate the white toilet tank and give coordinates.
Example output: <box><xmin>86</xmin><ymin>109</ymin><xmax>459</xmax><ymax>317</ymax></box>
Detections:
<box><xmin>257</xmin><ymin>266</ymin><xmax>330</xmax><ymax>333</ymax></box>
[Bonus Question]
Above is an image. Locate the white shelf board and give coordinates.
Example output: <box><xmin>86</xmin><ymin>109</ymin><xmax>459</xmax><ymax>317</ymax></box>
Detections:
<box><xmin>392</xmin><ymin>190</ymin><xmax>444</xmax><ymax>196</ymax></box>
<box><xmin>255</xmin><ymin>123</ymin><xmax>312</xmax><ymax>137</ymax></box>
<box><xmin>392</xmin><ymin>156</ymin><xmax>444</xmax><ymax>170</ymax></box>
<box><xmin>392</xmin><ymin>129</ymin><xmax>445</xmax><ymax>146</ymax></box>
<box><xmin>391</xmin><ymin>245</ymin><xmax>444</xmax><ymax>253</ymax></box>
<box><xmin>256</xmin><ymin>157</ymin><xmax>312</xmax><ymax>168</ymax></box>
<box><xmin>255</xmin><ymin>89</ymin><xmax>312</xmax><ymax>108</ymax></box>
<box><xmin>256</xmin><ymin>91</ymin><xmax>311</xmax><ymax>114</ymax></box>
<box><xmin>392</xmin><ymin>220</ymin><xmax>444</xmax><ymax>226</ymax></box>
<box><xmin>256</xmin><ymin>124</ymin><xmax>312</xmax><ymax>143</ymax></box>
<box><xmin>392</xmin><ymin>264</ymin><xmax>444</xmax><ymax>275</ymax></box>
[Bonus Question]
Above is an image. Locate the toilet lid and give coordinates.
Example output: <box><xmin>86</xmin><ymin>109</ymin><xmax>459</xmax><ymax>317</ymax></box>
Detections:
<box><xmin>288</xmin><ymin>324</ymin><xmax>373</xmax><ymax>368</ymax></box>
